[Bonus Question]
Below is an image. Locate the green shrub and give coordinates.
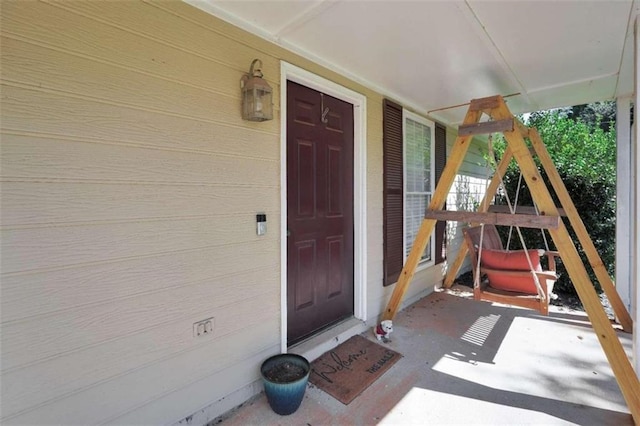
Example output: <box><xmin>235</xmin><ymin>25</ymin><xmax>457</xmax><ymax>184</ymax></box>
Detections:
<box><xmin>491</xmin><ymin>107</ymin><xmax>616</xmax><ymax>295</ymax></box>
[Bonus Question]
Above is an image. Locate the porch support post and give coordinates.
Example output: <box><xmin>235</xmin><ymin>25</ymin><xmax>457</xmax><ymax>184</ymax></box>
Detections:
<box><xmin>633</xmin><ymin>16</ymin><xmax>640</xmax><ymax>374</ymax></box>
<box><xmin>616</xmin><ymin>96</ymin><xmax>632</xmax><ymax>314</ymax></box>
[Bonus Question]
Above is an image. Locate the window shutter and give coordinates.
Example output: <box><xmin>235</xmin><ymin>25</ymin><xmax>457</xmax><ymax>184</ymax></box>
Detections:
<box><xmin>383</xmin><ymin>99</ymin><xmax>403</xmax><ymax>286</ymax></box>
<box><xmin>434</xmin><ymin>123</ymin><xmax>447</xmax><ymax>264</ymax></box>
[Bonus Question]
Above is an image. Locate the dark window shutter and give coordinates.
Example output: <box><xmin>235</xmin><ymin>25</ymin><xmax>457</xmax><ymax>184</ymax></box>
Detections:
<box><xmin>383</xmin><ymin>99</ymin><xmax>403</xmax><ymax>286</ymax></box>
<box><xmin>434</xmin><ymin>123</ymin><xmax>447</xmax><ymax>264</ymax></box>
<box><xmin>384</xmin><ymin>102</ymin><xmax>447</xmax><ymax>285</ymax></box>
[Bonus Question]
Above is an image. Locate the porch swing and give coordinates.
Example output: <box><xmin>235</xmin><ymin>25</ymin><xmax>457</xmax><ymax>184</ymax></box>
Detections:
<box><xmin>381</xmin><ymin>95</ymin><xmax>638</xmax><ymax>421</ymax></box>
<box><xmin>463</xmin><ymin>136</ymin><xmax>559</xmax><ymax>315</ymax></box>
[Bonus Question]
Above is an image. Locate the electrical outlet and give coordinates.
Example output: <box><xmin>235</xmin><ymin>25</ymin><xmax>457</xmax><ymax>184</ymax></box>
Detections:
<box><xmin>193</xmin><ymin>317</ymin><xmax>214</xmax><ymax>338</ymax></box>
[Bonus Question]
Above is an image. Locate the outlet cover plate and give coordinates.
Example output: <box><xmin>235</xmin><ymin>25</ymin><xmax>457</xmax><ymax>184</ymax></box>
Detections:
<box><xmin>193</xmin><ymin>317</ymin><xmax>215</xmax><ymax>338</ymax></box>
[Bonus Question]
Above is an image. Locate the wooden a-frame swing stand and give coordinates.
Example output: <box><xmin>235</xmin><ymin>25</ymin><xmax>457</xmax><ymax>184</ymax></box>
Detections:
<box><xmin>382</xmin><ymin>95</ymin><xmax>640</xmax><ymax>422</ymax></box>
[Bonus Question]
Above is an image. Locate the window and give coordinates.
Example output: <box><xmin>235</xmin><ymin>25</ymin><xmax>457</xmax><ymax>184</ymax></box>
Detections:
<box><xmin>403</xmin><ymin>110</ymin><xmax>435</xmax><ymax>264</ymax></box>
<box><xmin>383</xmin><ymin>99</ymin><xmax>446</xmax><ymax>286</ymax></box>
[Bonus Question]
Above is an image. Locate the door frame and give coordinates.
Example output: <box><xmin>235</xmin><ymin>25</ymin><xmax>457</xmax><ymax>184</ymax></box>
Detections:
<box><xmin>280</xmin><ymin>61</ymin><xmax>367</xmax><ymax>352</ymax></box>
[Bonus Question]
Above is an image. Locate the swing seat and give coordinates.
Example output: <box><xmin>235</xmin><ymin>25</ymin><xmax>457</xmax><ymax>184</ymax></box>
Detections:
<box><xmin>463</xmin><ymin>224</ymin><xmax>559</xmax><ymax>315</ymax></box>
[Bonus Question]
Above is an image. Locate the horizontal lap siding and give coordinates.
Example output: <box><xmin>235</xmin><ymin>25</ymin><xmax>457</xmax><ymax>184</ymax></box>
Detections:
<box><xmin>0</xmin><ymin>1</ymin><xmax>287</xmax><ymax>424</ymax></box>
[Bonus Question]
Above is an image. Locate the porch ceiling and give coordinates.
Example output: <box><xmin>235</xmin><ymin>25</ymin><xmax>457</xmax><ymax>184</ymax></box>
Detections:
<box><xmin>188</xmin><ymin>0</ymin><xmax>638</xmax><ymax>126</ymax></box>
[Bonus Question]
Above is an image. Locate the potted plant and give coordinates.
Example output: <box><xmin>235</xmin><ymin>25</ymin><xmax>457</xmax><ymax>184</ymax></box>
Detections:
<box><xmin>260</xmin><ymin>353</ymin><xmax>310</xmax><ymax>415</ymax></box>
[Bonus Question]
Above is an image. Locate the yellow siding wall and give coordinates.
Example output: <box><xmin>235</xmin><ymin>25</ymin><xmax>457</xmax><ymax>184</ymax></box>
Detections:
<box><xmin>0</xmin><ymin>1</ymin><xmax>375</xmax><ymax>424</ymax></box>
<box><xmin>0</xmin><ymin>1</ymin><xmax>477</xmax><ymax>424</ymax></box>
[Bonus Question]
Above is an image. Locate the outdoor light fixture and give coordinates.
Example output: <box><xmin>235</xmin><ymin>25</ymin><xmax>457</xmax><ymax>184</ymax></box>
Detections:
<box><xmin>241</xmin><ymin>59</ymin><xmax>273</xmax><ymax>122</ymax></box>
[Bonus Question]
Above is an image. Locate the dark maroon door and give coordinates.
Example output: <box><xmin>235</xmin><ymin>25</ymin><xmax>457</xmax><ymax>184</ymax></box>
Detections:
<box><xmin>287</xmin><ymin>81</ymin><xmax>354</xmax><ymax>345</ymax></box>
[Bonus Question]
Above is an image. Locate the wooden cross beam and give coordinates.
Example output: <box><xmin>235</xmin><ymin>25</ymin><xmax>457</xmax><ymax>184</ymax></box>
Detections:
<box><xmin>487</xmin><ymin>204</ymin><xmax>567</xmax><ymax>217</ymax></box>
<box><xmin>458</xmin><ymin>118</ymin><xmax>514</xmax><ymax>136</ymax></box>
<box><xmin>424</xmin><ymin>210</ymin><xmax>560</xmax><ymax>229</ymax></box>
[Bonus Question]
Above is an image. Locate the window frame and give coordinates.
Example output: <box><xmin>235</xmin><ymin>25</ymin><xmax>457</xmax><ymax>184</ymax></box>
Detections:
<box><xmin>402</xmin><ymin>109</ymin><xmax>436</xmax><ymax>270</ymax></box>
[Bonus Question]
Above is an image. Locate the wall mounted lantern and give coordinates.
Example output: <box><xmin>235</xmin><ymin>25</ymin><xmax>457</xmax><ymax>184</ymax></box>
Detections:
<box><xmin>241</xmin><ymin>59</ymin><xmax>273</xmax><ymax>122</ymax></box>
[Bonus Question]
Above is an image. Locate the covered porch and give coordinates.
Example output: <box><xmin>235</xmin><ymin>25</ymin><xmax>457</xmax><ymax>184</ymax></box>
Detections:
<box><xmin>219</xmin><ymin>287</ymin><xmax>632</xmax><ymax>425</ymax></box>
<box><xmin>195</xmin><ymin>0</ymin><xmax>640</xmax><ymax>364</ymax></box>
<box><xmin>191</xmin><ymin>0</ymin><xmax>640</xmax><ymax>422</ymax></box>
<box><xmin>2</xmin><ymin>1</ymin><xmax>639</xmax><ymax>424</ymax></box>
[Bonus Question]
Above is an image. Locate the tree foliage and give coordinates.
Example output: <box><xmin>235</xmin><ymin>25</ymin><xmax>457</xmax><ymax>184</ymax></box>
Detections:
<box><xmin>492</xmin><ymin>103</ymin><xmax>617</xmax><ymax>294</ymax></box>
<box><xmin>567</xmin><ymin>101</ymin><xmax>617</xmax><ymax>132</ymax></box>
<box><xmin>526</xmin><ymin>107</ymin><xmax>616</xmax><ymax>179</ymax></box>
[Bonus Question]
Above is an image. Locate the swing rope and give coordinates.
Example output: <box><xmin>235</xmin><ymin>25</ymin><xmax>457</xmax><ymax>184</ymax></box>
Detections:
<box><xmin>474</xmin><ymin>133</ymin><xmax>546</xmax><ymax>301</ymax></box>
<box><xmin>505</xmin><ymin>172</ymin><xmax>550</xmax><ymax>253</ymax></box>
<box><xmin>505</xmin><ymin>172</ymin><xmax>523</xmax><ymax>250</ymax></box>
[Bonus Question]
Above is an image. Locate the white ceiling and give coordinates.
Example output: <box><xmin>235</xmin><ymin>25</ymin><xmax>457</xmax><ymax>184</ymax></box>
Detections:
<box><xmin>187</xmin><ymin>0</ymin><xmax>639</xmax><ymax>125</ymax></box>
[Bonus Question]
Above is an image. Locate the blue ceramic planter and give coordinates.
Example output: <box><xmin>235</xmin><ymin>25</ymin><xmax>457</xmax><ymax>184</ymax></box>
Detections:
<box><xmin>260</xmin><ymin>353</ymin><xmax>310</xmax><ymax>415</ymax></box>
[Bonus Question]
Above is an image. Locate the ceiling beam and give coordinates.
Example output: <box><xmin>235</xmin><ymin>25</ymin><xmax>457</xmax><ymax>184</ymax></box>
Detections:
<box><xmin>274</xmin><ymin>0</ymin><xmax>338</xmax><ymax>40</ymax></box>
<box><xmin>614</xmin><ymin>0</ymin><xmax>639</xmax><ymax>97</ymax></box>
<box><xmin>458</xmin><ymin>1</ymin><xmax>537</xmax><ymax>111</ymax></box>
<box><xmin>526</xmin><ymin>72</ymin><xmax>618</xmax><ymax>95</ymax></box>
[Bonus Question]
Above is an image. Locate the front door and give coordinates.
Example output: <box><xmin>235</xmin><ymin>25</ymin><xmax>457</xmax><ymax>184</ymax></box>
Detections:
<box><xmin>287</xmin><ymin>81</ymin><xmax>354</xmax><ymax>345</ymax></box>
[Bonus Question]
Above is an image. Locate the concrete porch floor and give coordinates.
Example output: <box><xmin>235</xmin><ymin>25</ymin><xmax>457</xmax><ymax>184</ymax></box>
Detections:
<box><xmin>219</xmin><ymin>285</ymin><xmax>633</xmax><ymax>425</ymax></box>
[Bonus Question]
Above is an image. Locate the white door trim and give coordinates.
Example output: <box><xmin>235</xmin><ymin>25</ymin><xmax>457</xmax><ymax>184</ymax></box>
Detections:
<box><xmin>280</xmin><ymin>61</ymin><xmax>367</xmax><ymax>352</ymax></box>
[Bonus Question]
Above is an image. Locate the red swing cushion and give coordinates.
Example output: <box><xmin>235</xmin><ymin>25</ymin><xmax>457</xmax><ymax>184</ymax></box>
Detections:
<box><xmin>481</xmin><ymin>248</ymin><xmax>543</xmax><ymax>272</ymax></box>
<box><xmin>481</xmin><ymin>248</ymin><xmax>544</xmax><ymax>294</ymax></box>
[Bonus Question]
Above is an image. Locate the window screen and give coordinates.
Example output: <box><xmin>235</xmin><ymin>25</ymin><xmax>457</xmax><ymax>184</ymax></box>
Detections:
<box><xmin>404</xmin><ymin>112</ymin><xmax>434</xmax><ymax>263</ymax></box>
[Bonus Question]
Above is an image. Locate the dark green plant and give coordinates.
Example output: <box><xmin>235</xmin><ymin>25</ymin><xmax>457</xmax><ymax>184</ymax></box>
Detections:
<box><xmin>491</xmin><ymin>106</ymin><xmax>617</xmax><ymax>295</ymax></box>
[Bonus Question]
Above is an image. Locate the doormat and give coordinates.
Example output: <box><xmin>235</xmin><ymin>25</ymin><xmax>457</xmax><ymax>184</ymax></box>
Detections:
<box><xmin>309</xmin><ymin>334</ymin><xmax>402</xmax><ymax>404</ymax></box>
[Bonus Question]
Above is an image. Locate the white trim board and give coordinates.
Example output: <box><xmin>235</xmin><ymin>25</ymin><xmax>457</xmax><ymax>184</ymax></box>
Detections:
<box><xmin>616</xmin><ymin>96</ymin><xmax>632</xmax><ymax>312</ymax></box>
<box><xmin>280</xmin><ymin>61</ymin><xmax>367</xmax><ymax>353</ymax></box>
<box><xmin>402</xmin><ymin>108</ymin><xmax>436</xmax><ymax>273</ymax></box>
<box><xmin>633</xmin><ymin>16</ymin><xmax>639</xmax><ymax>373</ymax></box>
